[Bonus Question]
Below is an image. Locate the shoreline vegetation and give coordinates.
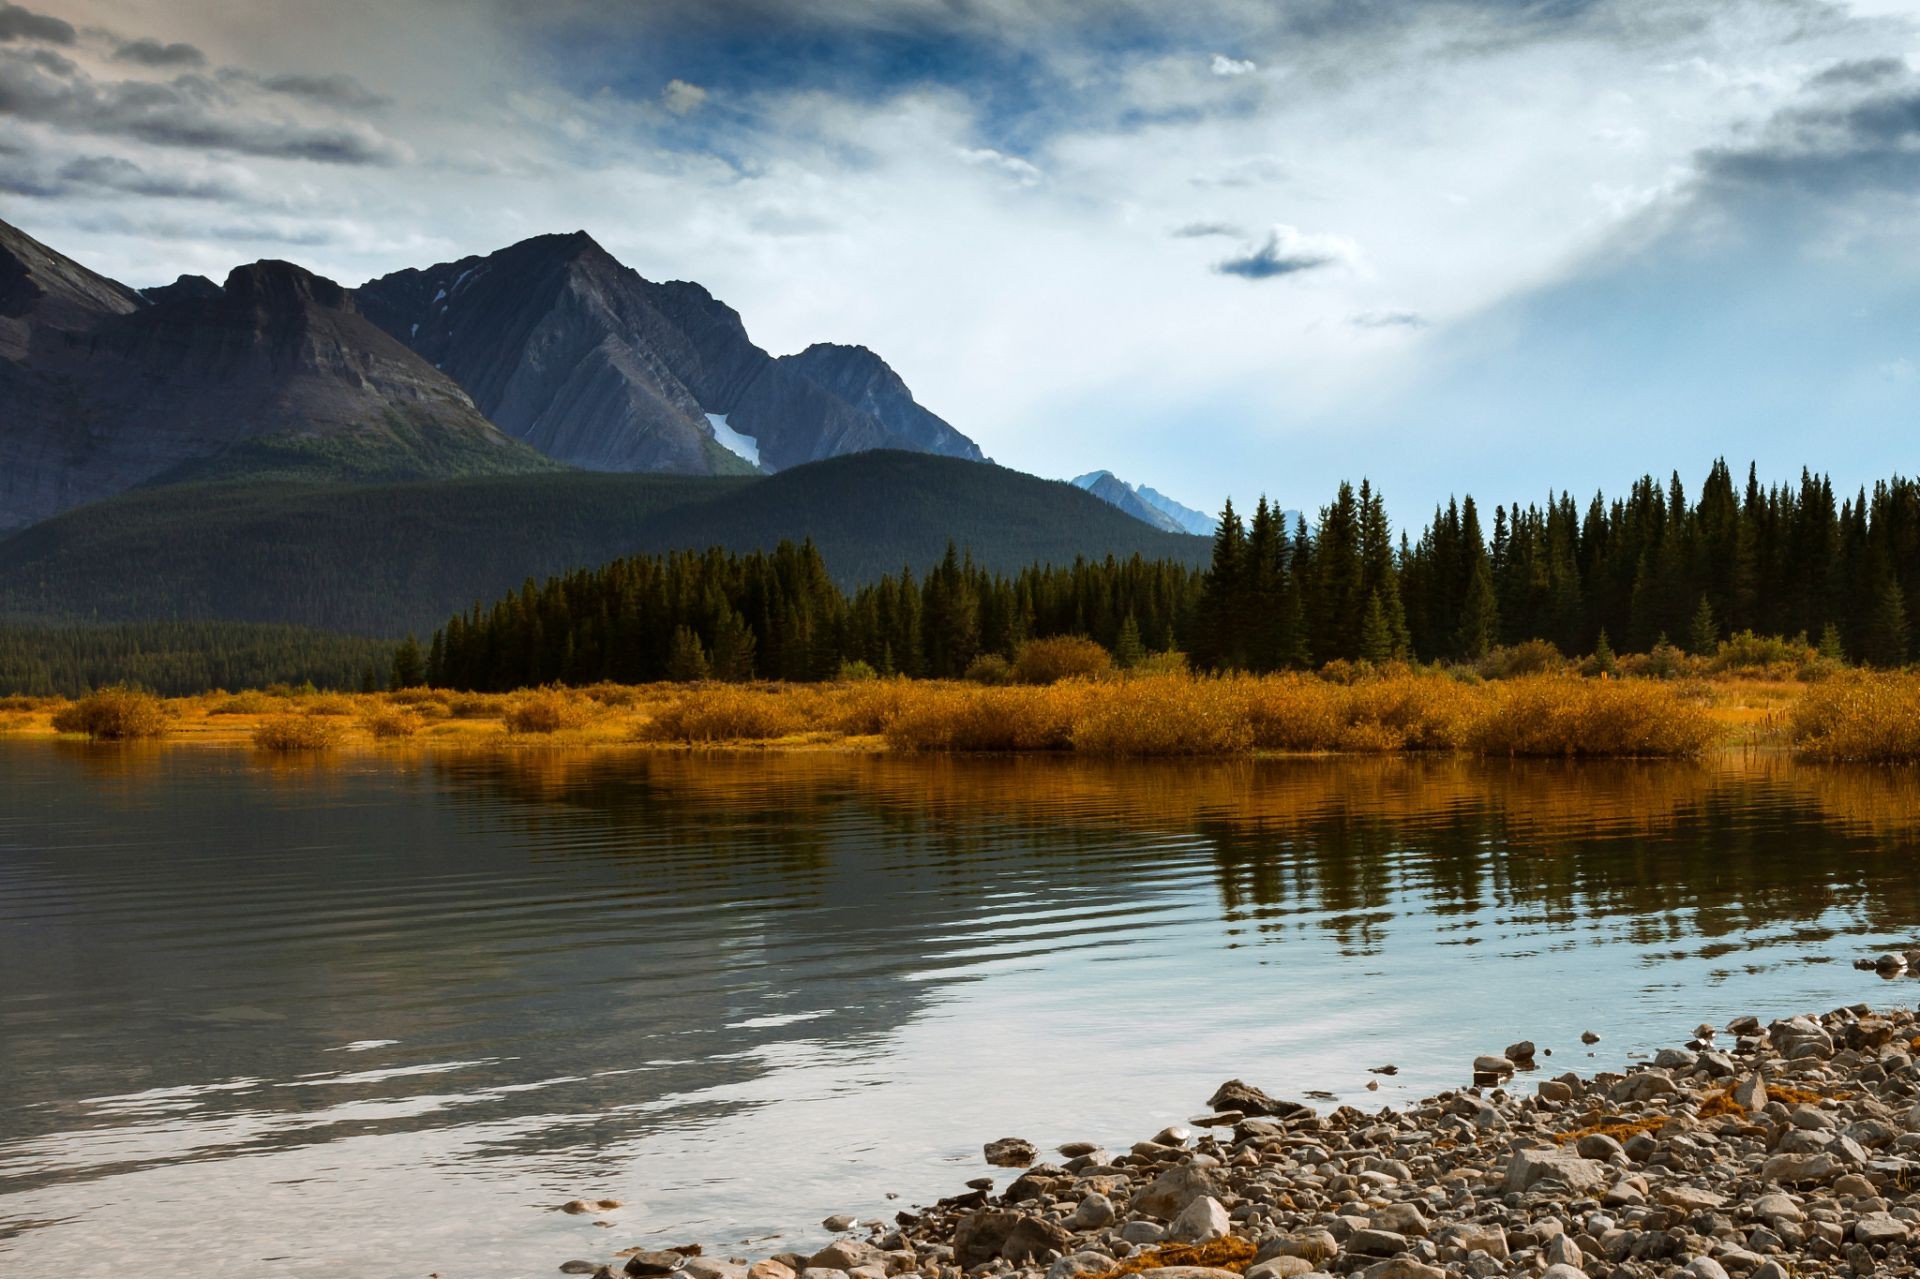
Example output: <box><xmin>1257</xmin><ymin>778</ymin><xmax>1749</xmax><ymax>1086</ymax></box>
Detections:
<box><xmin>554</xmin><ymin>1000</ymin><xmax>1920</xmax><ymax>1279</ymax></box>
<box><xmin>8</xmin><ymin>665</ymin><xmax>1920</xmax><ymax>761</ymax></box>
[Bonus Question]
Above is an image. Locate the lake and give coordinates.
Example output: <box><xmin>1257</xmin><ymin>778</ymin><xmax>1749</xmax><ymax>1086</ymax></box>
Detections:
<box><xmin>2</xmin><ymin>742</ymin><xmax>1917</xmax><ymax>1278</ymax></box>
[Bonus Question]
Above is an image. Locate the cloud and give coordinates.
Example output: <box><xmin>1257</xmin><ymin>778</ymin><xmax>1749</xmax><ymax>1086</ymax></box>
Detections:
<box><xmin>1350</xmin><ymin>310</ymin><xmax>1429</xmax><ymax>329</ymax></box>
<box><xmin>0</xmin><ymin>2</ymin><xmax>72</xmax><ymax>45</ymax></box>
<box><xmin>958</xmin><ymin>145</ymin><xmax>1042</xmax><ymax>186</ymax></box>
<box><xmin>113</xmin><ymin>38</ymin><xmax>207</xmax><ymax>69</ymax></box>
<box><xmin>256</xmin><ymin>72</ymin><xmax>389</xmax><ymax>110</ymax></box>
<box><xmin>1171</xmin><ymin>220</ymin><xmax>1242</xmax><ymax>238</ymax></box>
<box><xmin>1210</xmin><ymin>54</ymin><xmax>1256</xmax><ymax>77</ymax></box>
<box><xmin>662</xmin><ymin>77</ymin><xmax>708</xmax><ymax>115</ymax></box>
<box><xmin>1808</xmin><ymin>56</ymin><xmax>1907</xmax><ymax>89</ymax></box>
<box><xmin>0</xmin><ymin>143</ymin><xmax>248</xmax><ymax>201</ymax></box>
<box><xmin>1214</xmin><ymin>224</ymin><xmax>1356</xmax><ymax>280</ymax></box>
<box><xmin>0</xmin><ymin>49</ymin><xmax>406</xmax><ymax>165</ymax></box>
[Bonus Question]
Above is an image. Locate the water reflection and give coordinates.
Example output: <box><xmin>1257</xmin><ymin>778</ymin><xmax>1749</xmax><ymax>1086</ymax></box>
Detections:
<box><xmin>0</xmin><ymin>744</ymin><xmax>1915</xmax><ymax>1279</ymax></box>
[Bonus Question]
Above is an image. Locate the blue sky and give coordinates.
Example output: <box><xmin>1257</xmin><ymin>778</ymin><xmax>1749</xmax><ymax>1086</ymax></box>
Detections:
<box><xmin>6</xmin><ymin>0</ymin><xmax>1920</xmax><ymax>522</ymax></box>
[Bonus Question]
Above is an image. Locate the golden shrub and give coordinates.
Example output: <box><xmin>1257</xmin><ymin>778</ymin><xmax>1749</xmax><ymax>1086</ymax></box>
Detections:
<box><xmin>251</xmin><ymin>713</ymin><xmax>344</xmax><ymax>751</ymax></box>
<box><xmin>884</xmin><ymin>683</ymin><xmax>1088</xmax><ymax>751</ymax></box>
<box><xmin>1465</xmin><ymin>675</ymin><xmax>1716</xmax><ymax>757</ymax></box>
<box><xmin>640</xmin><ymin>686</ymin><xmax>809</xmax><ymax>742</ymax></box>
<box><xmin>359</xmin><ymin>705</ymin><xmax>422</xmax><ymax>740</ymax></box>
<box><xmin>502</xmin><ymin>687</ymin><xmax>593</xmax><ymax>735</ymax></box>
<box><xmin>1012</xmin><ymin>636</ymin><xmax>1113</xmax><ymax>684</ymax></box>
<box><xmin>1071</xmin><ymin>675</ymin><xmax>1253</xmax><ymax>756</ymax></box>
<box><xmin>1787</xmin><ymin>672</ymin><xmax>1920</xmax><ymax>762</ymax></box>
<box><xmin>50</xmin><ymin>686</ymin><xmax>171</xmax><ymax>741</ymax></box>
<box><xmin>446</xmin><ymin>692</ymin><xmax>508</xmax><ymax>719</ymax></box>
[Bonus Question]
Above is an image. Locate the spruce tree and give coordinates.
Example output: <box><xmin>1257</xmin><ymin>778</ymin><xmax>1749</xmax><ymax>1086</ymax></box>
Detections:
<box><xmin>1454</xmin><ymin>558</ymin><xmax>1498</xmax><ymax>662</ymax></box>
<box><xmin>1865</xmin><ymin>579</ymin><xmax>1911</xmax><ymax>668</ymax></box>
<box><xmin>666</xmin><ymin>626</ymin><xmax>711</xmax><ymax>682</ymax></box>
<box><xmin>390</xmin><ymin>635</ymin><xmax>425</xmax><ymax>688</ymax></box>
<box><xmin>1687</xmin><ymin>597</ymin><xmax>1718</xmax><ymax>657</ymax></box>
<box><xmin>1113</xmin><ymin>613</ymin><xmax>1146</xmax><ymax>669</ymax></box>
<box><xmin>1818</xmin><ymin>622</ymin><xmax>1846</xmax><ymax>663</ymax></box>
<box><xmin>1591</xmin><ymin>627</ymin><xmax>1616</xmax><ymax>675</ymax></box>
<box><xmin>710</xmin><ymin>610</ymin><xmax>756</xmax><ymax>682</ymax></box>
<box><xmin>1359</xmin><ymin>592</ymin><xmax>1395</xmax><ymax>665</ymax></box>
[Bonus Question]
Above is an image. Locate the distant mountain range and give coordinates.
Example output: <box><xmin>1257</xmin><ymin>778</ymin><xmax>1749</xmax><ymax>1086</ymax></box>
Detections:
<box><xmin>1072</xmin><ymin>471</ymin><xmax>1216</xmax><ymax>536</ymax></box>
<box><xmin>0</xmin><ymin>217</ymin><xmax>985</xmax><ymax>531</ymax></box>
<box><xmin>0</xmin><ymin>216</ymin><xmax>1224</xmax><ymax>638</ymax></box>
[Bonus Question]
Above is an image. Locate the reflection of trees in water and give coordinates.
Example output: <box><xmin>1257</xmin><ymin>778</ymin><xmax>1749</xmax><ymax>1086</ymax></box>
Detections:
<box><xmin>442</xmin><ymin>749</ymin><xmax>1920</xmax><ymax>964</ymax></box>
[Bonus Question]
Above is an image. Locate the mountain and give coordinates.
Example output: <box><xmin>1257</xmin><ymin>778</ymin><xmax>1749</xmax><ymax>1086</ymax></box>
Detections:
<box><xmin>1072</xmin><ymin>471</ymin><xmax>1216</xmax><ymax>536</ymax></box>
<box><xmin>0</xmin><ymin>218</ymin><xmax>552</xmax><ymax>531</ymax></box>
<box><xmin>355</xmin><ymin>232</ymin><xmax>982</xmax><ymax>476</ymax></box>
<box><xmin>777</xmin><ymin>343</ymin><xmax>983</xmax><ymax>461</ymax></box>
<box><xmin>0</xmin><ymin>453</ymin><xmax>1209</xmax><ymax>636</ymax></box>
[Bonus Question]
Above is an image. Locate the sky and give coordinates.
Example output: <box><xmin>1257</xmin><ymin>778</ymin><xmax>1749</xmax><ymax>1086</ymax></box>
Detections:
<box><xmin>6</xmin><ymin>0</ymin><xmax>1920</xmax><ymax>523</ymax></box>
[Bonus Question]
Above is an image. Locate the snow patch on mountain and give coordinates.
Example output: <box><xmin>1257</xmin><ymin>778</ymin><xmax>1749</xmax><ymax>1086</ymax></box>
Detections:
<box><xmin>706</xmin><ymin>413</ymin><xmax>761</xmax><ymax>468</ymax></box>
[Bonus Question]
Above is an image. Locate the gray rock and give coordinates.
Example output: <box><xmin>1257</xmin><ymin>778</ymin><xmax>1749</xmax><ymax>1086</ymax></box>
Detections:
<box><xmin>1067</xmin><ymin>1192</ymin><xmax>1114</xmax><ymax>1231</ymax></box>
<box><xmin>1132</xmin><ymin>1163</ymin><xmax>1227</xmax><ymax>1221</ymax></box>
<box><xmin>1165</xmin><ymin>1195</ymin><xmax>1230</xmax><ymax>1245</ymax></box>
<box><xmin>1503</xmin><ymin>1146</ymin><xmax>1610</xmax><ymax>1195</ymax></box>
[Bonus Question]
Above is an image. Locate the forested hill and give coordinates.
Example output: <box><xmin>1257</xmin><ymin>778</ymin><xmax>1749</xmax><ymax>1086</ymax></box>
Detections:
<box><xmin>0</xmin><ymin>454</ymin><xmax>1210</xmax><ymax>637</ymax></box>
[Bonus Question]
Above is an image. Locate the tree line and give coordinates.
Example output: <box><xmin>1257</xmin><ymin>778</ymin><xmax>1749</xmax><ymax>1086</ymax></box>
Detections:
<box><xmin>0</xmin><ymin>622</ymin><xmax>394</xmax><ymax>697</ymax></box>
<box><xmin>425</xmin><ymin>542</ymin><xmax>1201</xmax><ymax>690</ymax></box>
<box><xmin>1196</xmin><ymin>461</ymin><xmax>1920</xmax><ymax>669</ymax></box>
<box><xmin>421</xmin><ymin>459</ymin><xmax>1920</xmax><ymax>688</ymax></box>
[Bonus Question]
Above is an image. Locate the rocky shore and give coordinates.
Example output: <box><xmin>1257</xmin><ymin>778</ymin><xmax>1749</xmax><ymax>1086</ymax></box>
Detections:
<box><xmin>565</xmin><ymin>1003</ymin><xmax>1920</xmax><ymax>1279</ymax></box>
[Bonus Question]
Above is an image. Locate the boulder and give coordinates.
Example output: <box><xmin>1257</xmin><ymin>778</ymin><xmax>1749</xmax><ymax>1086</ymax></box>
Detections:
<box><xmin>1132</xmin><ymin>1163</ymin><xmax>1228</xmax><ymax>1221</ymax></box>
<box><xmin>1166</xmin><ymin>1196</ymin><xmax>1231</xmax><ymax>1245</ymax></box>
<box><xmin>983</xmin><ymin>1137</ymin><xmax>1037</xmax><ymax>1168</ymax></box>
<box><xmin>1206</xmin><ymin>1079</ymin><xmax>1305</xmax><ymax>1119</ymax></box>
<box><xmin>1503</xmin><ymin>1146</ymin><xmax>1609</xmax><ymax>1195</ymax></box>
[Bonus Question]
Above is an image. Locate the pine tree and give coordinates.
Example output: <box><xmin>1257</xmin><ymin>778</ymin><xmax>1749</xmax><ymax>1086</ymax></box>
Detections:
<box><xmin>1195</xmin><ymin>499</ymin><xmax>1247</xmax><ymax>669</ymax></box>
<box><xmin>1454</xmin><ymin>558</ymin><xmax>1498</xmax><ymax>662</ymax></box>
<box><xmin>710</xmin><ymin>610</ymin><xmax>756</xmax><ymax>682</ymax></box>
<box><xmin>1591</xmin><ymin>627</ymin><xmax>1616</xmax><ymax>675</ymax></box>
<box><xmin>1818</xmin><ymin>622</ymin><xmax>1846</xmax><ymax>662</ymax></box>
<box><xmin>1113</xmin><ymin>613</ymin><xmax>1146</xmax><ymax>669</ymax></box>
<box><xmin>390</xmin><ymin>635</ymin><xmax>425</xmax><ymax>688</ymax></box>
<box><xmin>1687</xmin><ymin>597</ymin><xmax>1718</xmax><ymax>657</ymax></box>
<box><xmin>1359</xmin><ymin>592</ymin><xmax>1395</xmax><ymax>665</ymax></box>
<box><xmin>666</xmin><ymin>626</ymin><xmax>711</xmax><ymax>682</ymax></box>
<box><xmin>1865</xmin><ymin>579</ymin><xmax>1911</xmax><ymax>668</ymax></box>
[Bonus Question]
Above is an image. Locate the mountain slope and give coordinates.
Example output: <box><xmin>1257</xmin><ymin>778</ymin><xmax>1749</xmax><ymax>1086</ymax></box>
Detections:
<box><xmin>776</xmin><ymin>342</ymin><xmax>982</xmax><ymax>461</ymax></box>
<box><xmin>1071</xmin><ymin>471</ymin><xmax>1220</xmax><ymax>537</ymax></box>
<box><xmin>355</xmin><ymin>232</ymin><xmax>984</xmax><ymax>475</ymax></box>
<box><xmin>0</xmin><ymin>455</ymin><xmax>1208</xmax><ymax>635</ymax></box>
<box><xmin>0</xmin><ymin>219</ymin><xmax>553</xmax><ymax>531</ymax></box>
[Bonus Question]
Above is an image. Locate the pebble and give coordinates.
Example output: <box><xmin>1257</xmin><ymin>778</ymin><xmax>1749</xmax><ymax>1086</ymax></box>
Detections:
<box><xmin>556</xmin><ymin>1001</ymin><xmax>1920</xmax><ymax>1279</ymax></box>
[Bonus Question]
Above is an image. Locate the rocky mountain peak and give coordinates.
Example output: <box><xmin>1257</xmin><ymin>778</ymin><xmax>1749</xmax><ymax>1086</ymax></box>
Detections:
<box><xmin>221</xmin><ymin>260</ymin><xmax>351</xmax><ymax>312</ymax></box>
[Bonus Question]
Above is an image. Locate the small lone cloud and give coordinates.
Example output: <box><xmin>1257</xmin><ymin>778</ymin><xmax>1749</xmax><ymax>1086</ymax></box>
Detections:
<box><xmin>1350</xmin><ymin>310</ymin><xmax>1430</xmax><ymax>329</ymax></box>
<box><xmin>1215</xmin><ymin>224</ymin><xmax>1355</xmax><ymax>280</ymax></box>
<box><xmin>0</xmin><ymin>2</ymin><xmax>73</xmax><ymax>46</ymax></box>
<box><xmin>1809</xmin><ymin>57</ymin><xmax>1908</xmax><ymax>89</ymax></box>
<box><xmin>662</xmin><ymin>78</ymin><xmax>708</xmax><ymax>115</ymax></box>
<box><xmin>1172</xmin><ymin>220</ymin><xmax>1242</xmax><ymax>238</ymax></box>
<box><xmin>258</xmin><ymin>72</ymin><xmax>389</xmax><ymax>110</ymax></box>
<box><xmin>1211</xmin><ymin>54</ymin><xmax>1257</xmax><ymax>77</ymax></box>
<box><xmin>1880</xmin><ymin>356</ymin><xmax>1916</xmax><ymax>382</ymax></box>
<box><xmin>113</xmin><ymin>38</ymin><xmax>206</xmax><ymax>68</ymax></box>
<box><xmin>960</xmin><ymin>146</ymin><xmax>1042</xmax><ymax>187</ymax></box>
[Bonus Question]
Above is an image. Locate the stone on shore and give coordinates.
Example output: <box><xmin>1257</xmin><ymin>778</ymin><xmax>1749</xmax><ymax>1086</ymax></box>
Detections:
<box><xmin>982</xmin><ymin>1137</ymin><xmax>1036</xmax><ymax>1167</ymax></box>
<box><xmin>1502</xmin><ymin>1145</ymin><xmax>1608</xmax><ymax>1194</ymax></box>
<box><xmin>1131</xmin><ymin>1162</ymin><xmax>1226</xmax><ymax>1220</ymax></box>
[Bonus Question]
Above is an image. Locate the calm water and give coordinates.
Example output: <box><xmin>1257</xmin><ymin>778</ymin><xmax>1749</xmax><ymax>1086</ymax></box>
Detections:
<box><xmin>3</xmin><ymin>743</ymin><xmax>1919</xmax><ymax>1279</ymax></box>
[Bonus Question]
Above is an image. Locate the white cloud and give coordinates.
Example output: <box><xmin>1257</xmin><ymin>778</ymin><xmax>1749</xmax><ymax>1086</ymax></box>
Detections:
<box><xmin>957</xmin><ymin>146</ymin><xmax>1042</xmax><ymax>186</ymax></box>
<box><xmin>661</xmin><ymin>77</ymin><xmax>707</xmax><ymax>115</ymax></box>
<box><xmin>1210</xmin><ymin>53</ymin><xmax>1257</xmax><ymax>76</ymax></box>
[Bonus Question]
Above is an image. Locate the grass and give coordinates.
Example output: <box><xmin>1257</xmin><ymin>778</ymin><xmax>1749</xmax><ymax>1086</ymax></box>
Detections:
<box><xmin>251</xmin><ymin>713</ymin><xmax>346</xmax><ymax>751</ymax></box>
<box><xmin>6</xmin><ymin>667</ymin><xmax>1913</xmax><ymax>759</ymax></box>
<box><xmin>1786</xmin><ymin>671</ymin><xmax>1920</xmax><ymax>762</ymax></box>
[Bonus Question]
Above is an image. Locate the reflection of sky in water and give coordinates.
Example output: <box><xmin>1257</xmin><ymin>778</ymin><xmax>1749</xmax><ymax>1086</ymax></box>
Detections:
<box><xmin>1</xmin><ymin>744</ymin><xmax>1917</xmax><ymax>1278</ymax></box>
